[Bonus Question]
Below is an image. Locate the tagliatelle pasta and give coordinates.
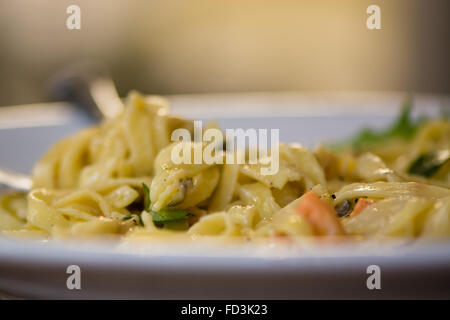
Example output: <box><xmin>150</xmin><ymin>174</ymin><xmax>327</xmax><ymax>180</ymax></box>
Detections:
<box><xmin>0</xmin><ymin>91</ymin><xmax>449</xmax><ymax>242</ymax></box>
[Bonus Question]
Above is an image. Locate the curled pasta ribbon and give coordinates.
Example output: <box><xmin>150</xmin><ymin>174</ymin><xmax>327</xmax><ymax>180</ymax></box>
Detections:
<box><xmin>150</xmin><ymin>142</ymin><xmax>220</xmax><ymax>211</ymax></box>
<box><xmin>209</xmin><ymin>164</ymin><xmax>240</xmax><ymax>211</ymax></box>
<box><xmin>240</xmin><ymin>144</ymin><xmax>326</xmax><ymax>190</ymax></box>
<box><xmin>356</xmin><ymin>153</ymin><xmax>404</xmax><ymax>182</ymax></box>
<box><xmin>26</xmin><ymin>187</ymin><xmax>137</xmax><ymax>238</ymax></box>
<box><xmin>334</xmin><ymin>181</ymin><xmax>450</xmax><ymax>204</ymax></box>
<box><xmin>0</xmin><ymin>193</ymin><xmax>27</xmax><ymax>231</ymax></box>
<box><xmin>188</xmin><ymin>212</ymin><xmax>240</xmax><ymax>236</ymax></box>
<box><xmin>32</xmin><ymin>128</ymin><xmax>99</xmax><ymax>189</ymax></box>
<box><xmin>238</xmin><ymin>182</ymin><xmax>280</xmax><ymax>221</ymax></box>
<box><xmin>32</xmin><ymin>91</ymin><xmax>192</xmax><ymax>190</ymax></box>
<box><xmin>1</xmin><ymin>90</ymin><xmax>449</xmax><ymax>241</ymax></box>
<box><xmin>342</xmin><ymin>197</ymin><xmax>439</xmax><ymax>238</ymax></box>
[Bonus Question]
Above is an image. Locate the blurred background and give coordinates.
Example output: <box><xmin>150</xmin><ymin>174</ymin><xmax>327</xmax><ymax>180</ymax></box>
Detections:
<box><xmin>0</xmin><ymin>0</ymin><xmax>449</xmax><ymax>106</ymax></box>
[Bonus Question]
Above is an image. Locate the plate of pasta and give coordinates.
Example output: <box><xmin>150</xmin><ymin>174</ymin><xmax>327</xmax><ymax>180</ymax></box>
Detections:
<box><xmin>0</xmin><ymin>91</ymin><xmax>449</xmax><ymax>299</ymax></box>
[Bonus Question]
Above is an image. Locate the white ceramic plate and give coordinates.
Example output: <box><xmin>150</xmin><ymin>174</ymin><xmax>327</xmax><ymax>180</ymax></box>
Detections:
<box><xmin>0</xmin><ymin>91</ymin><xmax>449</xmax><ymax>299</ymax></box>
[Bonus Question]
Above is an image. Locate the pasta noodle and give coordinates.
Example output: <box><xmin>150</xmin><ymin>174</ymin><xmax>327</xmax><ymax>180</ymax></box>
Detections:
<box><xmin>0</xmin><ymin>91</ymin><xmax>449</xmax><ymax>242</ymax></box>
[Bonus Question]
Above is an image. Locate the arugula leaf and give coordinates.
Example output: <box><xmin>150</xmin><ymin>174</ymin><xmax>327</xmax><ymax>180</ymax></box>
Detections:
<box><xmin>388</xmin><ymin>100</ymin><xmax>425</xmax><ymax>138</ymax></box>
<box><xmin>441</xmin><ymin>106</ymin><xmax>450</xmax><ymax>119</ymax></box>
<box><xmin>331</xmin><ymin>98</ymin><xmax>426</xmax><ymax>151</ymax></box>
<box><xmin>122</xmin><ymin>214</ymin><xmax>143</xmax><ymax>226</ymax></box>
<box><xmin>141</xmin><ymin>182</ymin><xmax>191</xmax><ymax>226</ymax></box>
<box><xmin>148</xmin><ymin>209</ymin><xmax>191</xmax><ymax>223</ymax></box>
<box><xmin>408</xmin><ymin>150</ymin><xmax>450</xmax><ymax>177</ymax></box>
<box><xmin>142</xmin><ymin>183</ymin><xmax>151</xmax><ymax>211</ymax></box>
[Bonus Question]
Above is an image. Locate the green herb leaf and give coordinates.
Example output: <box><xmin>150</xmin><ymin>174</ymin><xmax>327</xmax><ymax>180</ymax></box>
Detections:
<box><xmin>408</xmin><ymin>150</ymin><xmax>450</xmax><ymax>178</ymax></box>
<box><xmin>142</xmin><ymin>183</ymin><xmax>151</xmax><ymax>211</ymax></box>
<box><xmin>122</xmin><ymin>214</ymin><xmax>144</xmax><ymax>226</ymax></box>
<box><xmin>388</xmin><ymin>100</ymin><xmax>422</xmax><ymax>138</ymax></box>
<box><xmin>148</xmin><ymin>209</ymin><xmax>191</xmax><ymax>224</ymax></box>
<box><xmin>141</xmin><ymin>181</ymin><xmax>191</xmax><ymax>225</ymax></box>
<box><xmin>440</xmin><ymin>106</ymin><xmax>450</xmax><ymax>119</ymax></box>
<box><xmin>330</xmin><ymin>98</ymin><xmax>426</xmax><ymax>151</ymax></box>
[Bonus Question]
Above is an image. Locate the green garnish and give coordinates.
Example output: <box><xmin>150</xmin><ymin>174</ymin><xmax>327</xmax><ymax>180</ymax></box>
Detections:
<box><xmin>408</xmin><ymin>150</ymin><xmax>450</xmax><ymax>178</ymax></box>
<box><xmin>122</xmin><ymin>214</ymin><xmax>143</xmax><ymax>226</ymax></box>
<box><xmin>331</xmin><ymin>98</ymin><xmax>425</xmax><ymax>151</ymax></box>
<box><xmin>441</xmin><ymin>106</ymin><xmax>450</xmax><ymax>119</ymax></box>
<box><xmin>142</xmin><ymin>183</ymin><xmax>151</xmax><ymax>211</ymax></box>
<box><xmin>141</xmin><ymin>182</ymin><xmax>191</xmax><ymax>227</ymax></box>
<box><xmin>148</xmin><ymin>209</ymin><xmax>191</xmax><ymax>223</ymax></box>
